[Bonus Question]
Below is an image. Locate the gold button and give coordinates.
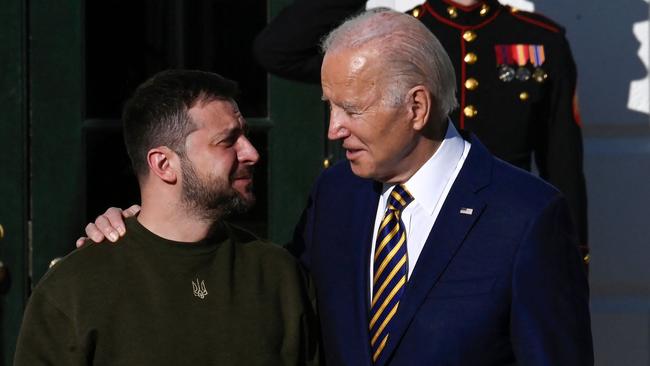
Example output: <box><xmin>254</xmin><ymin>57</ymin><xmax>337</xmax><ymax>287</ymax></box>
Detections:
<box><xmin>447</xmin><ymin>6</ymin><xmax>458</xmax><ymax>18</ymax></box>
<box><xmin>480</xmin><ymin>4</ymin><xmax>490</xmax><ymax>16</ymax></box>
<box><xmin>519</xmin><ymin>92</ymin><xmax>529</xmax><ymax>101</ymax></box>
<box><xmin>462</xmin><ymin>30</ymin><xmax>477</xmax><ymax>42</ymax></box>
<box><xmin>0</xmin><ymin>224</ymin><xmax>3</xmax><ymax>240</ymax></box>
<box><xmin>464</xmin><ymin>52</ymin><xmax>478</xmax><ymax>64</ymax></box>
<box><xmin>323</xmin><ymin>158</ymin><xmax>331</xmax><ymax>169</ymax></box>
<box><xmin>465</xmin><ymin>78</ymin><xmax>479</xmax><ymax>91</ymax></box>
<box><xmin>583</xmin><ymin>253</ymin><xmax>591</xmax><ymax>264</ymax></box>
<box><xmin>463</xmin><ymin>105</ymin><xmax>478</xmax><ymax>118</ymax></box>
<box><xmin>411</xmin><ymin>7</ymin><xmax>420</xmax><ymax>18</ymax></box>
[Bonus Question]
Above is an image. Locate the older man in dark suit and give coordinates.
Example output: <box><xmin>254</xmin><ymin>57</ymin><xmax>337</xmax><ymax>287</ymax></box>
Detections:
<box><xmin>291</xmin><ymin>9</ymin><xmax>592</xmax><ymax>365</ymax></box>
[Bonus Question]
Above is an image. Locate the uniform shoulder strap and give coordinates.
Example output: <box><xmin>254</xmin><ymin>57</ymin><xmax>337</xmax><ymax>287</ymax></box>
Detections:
<box><xmin>406</xmin><ymin>3</ymin><xmax>425</xmax><ymax>19</ymax></box>
<box><xmin>507</xmin><ymin>6</ymin><xmax>565</xmax><ymax>34</ymax></box>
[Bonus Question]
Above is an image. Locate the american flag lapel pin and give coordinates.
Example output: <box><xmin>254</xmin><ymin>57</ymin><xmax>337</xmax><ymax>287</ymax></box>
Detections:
<box><xmin>459</xmin><ymin>207</ymin><xmax>474</xmax><ymax>215</ymax></box>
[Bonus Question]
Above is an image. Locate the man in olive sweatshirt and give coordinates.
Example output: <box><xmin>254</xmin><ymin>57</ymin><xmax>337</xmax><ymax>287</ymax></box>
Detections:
<box><xmin>14</xmin><ymin>70</ymin><xmax>320</xmax><ymax>366</ymax></box>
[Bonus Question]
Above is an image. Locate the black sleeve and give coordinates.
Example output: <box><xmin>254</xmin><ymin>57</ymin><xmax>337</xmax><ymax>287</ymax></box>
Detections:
<box><xmin>253</xmin><ymin>0</ymin><xmax>367</xmax><ymax>83</ymax></box>
<box><xmin>288</xmin><ymin>181</ymin><xmax>318</xmax><ymax>270</ymax></box>
<box><xmin>301</xmin><ymin>270</ymin><xmax>323</xmax><ymax>366</ymax></box>
<box><xmin>533</xmin><ymin>34</ymin><xmax>588</xmax><ymax>257</ymax></box>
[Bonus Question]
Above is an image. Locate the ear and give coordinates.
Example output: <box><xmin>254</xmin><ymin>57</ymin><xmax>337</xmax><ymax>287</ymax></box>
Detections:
<box><xmin>146</xmin><ymin>146</ymin><xmax>179</xmax><ymax>184</ymax></box>
<box><xmin>406</xmin><ymin>85</ymin><xmax>432</xmax><ymax>131</ymax></box>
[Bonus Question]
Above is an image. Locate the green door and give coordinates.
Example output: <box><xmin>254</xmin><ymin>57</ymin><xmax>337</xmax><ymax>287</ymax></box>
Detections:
<box><xmin>29</xmin><ymin>0</ymin><xmax>85</xmax><ymax>285</ymax></box>
<box><xmin>0</xmin><ymin>1</ymin><xmax>85</xmax><ymax>363</ymax></box>
<box><xmin>265</xmin><ymin>0</ymin><xmax>333</xmax><ymax>243</ymax></box>
<box><xmin>0</xmin><ymin>2</ymin><xmax>29</xmax><ymax>364</ymax></box>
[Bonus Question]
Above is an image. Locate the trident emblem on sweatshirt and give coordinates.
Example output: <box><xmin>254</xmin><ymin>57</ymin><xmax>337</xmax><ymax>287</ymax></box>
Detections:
<box><xmin>192</xmin><ymin>278</ymin><xmax>208</xmax><ymax>299</ymax></box>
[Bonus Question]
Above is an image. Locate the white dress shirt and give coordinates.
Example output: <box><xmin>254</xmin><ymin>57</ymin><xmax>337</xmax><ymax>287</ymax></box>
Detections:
<box><xmin>369</xmin><ymin>121</ymin><xmax>471</xmax><ymax>298</ymax></box>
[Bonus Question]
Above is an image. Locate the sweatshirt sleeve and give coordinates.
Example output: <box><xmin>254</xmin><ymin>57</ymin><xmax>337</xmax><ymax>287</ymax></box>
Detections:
<box><xmin>14</xmin><ymin>290</ymin><xmax>86</xmax><ymax>366</ymax></box>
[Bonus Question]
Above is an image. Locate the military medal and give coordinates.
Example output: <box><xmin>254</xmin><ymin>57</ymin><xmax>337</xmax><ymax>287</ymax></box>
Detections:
<box><xmin>498</xmin><ymin>64</ymin><xmax>515</xmax><ymax>82</ymax></box>
<box><xmin>496</xmin><ymin>44</ymin><xmax>547</xmax><ymax>82</ymax></box>
<box><xmin>514</xmin><ymin>44</ymin><xmax>531</xmax><ymax>81</ymax></box>
<box><xmin>532</xmin><ymin>68</ymin><xmax>547</xmax><ymax>83</ymax></box>
<box><xmin>530</xmin><ymin>45</ymin><xmax>547</xmax><ymax>83</ymax></box>
<box><xmin>495</xmin><ymin>45</ymin><xmax>515</xmax><ymax>82</ymax></box>
<box><xmin>516</xmin><ymin>67</ymin><xmax>530</xmax><ymax>81</ymax></box>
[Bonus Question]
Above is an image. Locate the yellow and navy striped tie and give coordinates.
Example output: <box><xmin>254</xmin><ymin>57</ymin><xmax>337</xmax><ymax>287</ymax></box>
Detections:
<box><xmin>369</xmin><ymin>184</ymin><xmax>413</xmax><ymax>363</ymax></box>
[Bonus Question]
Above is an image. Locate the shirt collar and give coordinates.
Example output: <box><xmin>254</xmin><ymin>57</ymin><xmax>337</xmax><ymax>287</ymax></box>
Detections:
<box><xmin>382</xmin><ymin>120</ymin><xmax>466</xmax><ymax>215</ymax></box>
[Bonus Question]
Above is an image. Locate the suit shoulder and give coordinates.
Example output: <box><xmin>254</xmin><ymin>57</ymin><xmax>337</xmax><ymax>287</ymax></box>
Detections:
<box><xmin>320</xmin><ymin>159</ymin><xmax>353</xmax><ymax>179</ymax></box>
<box><xmin>489</xmin><ymin>157</ymin><xmax>562</xmax><ymax>210</ymax></box>
<box><xmin>314</xmin><ymin>160</ymin><xmax>378</xmax><ymax>201</ymax></box>
<box><xmin>505</xmin><ymin>6</ymin><xmax>566</xmax><ymax>35</ymax></box>
<box><xmin>318</xmin><ymin>160</ymin><xmax>369</xmax><ymax>187</ymax></box>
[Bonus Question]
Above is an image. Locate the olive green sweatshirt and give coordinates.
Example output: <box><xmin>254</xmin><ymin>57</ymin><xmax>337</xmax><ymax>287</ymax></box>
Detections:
<box><xmin>14</xmin><ymin>217</ymin><xmax>320</xmax><ymax>365</ymax></box>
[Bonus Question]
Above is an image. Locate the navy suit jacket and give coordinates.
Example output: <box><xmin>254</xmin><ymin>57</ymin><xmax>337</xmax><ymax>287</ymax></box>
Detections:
<box><xmin>291</xmin><ymin>135</ymin><xmax>592</xmax><ymax>365</ymax></box>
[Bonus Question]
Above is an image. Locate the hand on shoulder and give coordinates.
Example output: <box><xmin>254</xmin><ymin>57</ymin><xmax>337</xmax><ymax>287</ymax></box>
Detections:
<box><xmin>75</xmin><ymin>205</ymin><xmax>141</xmax><ymax>247</ymax></box>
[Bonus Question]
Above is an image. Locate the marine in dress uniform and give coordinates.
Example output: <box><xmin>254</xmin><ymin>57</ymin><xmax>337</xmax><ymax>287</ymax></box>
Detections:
<box><xmin>253</xmin><ymin>0</ymin><xmax>589</xmax><ymax>264</ymax></box>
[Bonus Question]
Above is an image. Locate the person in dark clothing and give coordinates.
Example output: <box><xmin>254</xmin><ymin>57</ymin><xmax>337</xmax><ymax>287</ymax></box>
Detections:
<box><xmin>253</xmin><ymin>0</ymin><xmax>590</xmax><ymax>264</ymax></box>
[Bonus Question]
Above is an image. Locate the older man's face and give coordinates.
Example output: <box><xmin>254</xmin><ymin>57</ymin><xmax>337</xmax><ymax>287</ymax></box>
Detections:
<box><xmin>321</xmin><ymin>46</ymin><xmax>419</xmax><ymax>183</ymax></box>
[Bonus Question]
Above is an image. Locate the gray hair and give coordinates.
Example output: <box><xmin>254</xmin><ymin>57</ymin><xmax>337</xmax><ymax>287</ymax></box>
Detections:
<box><xmin>321</xmin><ymin>8</ymin><xmax>457</xmax><ymax>121</ymax></box>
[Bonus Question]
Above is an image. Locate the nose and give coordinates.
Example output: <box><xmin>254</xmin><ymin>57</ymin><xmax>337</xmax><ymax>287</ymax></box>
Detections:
<box><xmin>327</xmin><ymin>109</ymin><xmax>351</xmax><ymax>141</ymax></box>
<box><xmin>237</xmin><ymin>135</ymin><xmax>260</xmax><ymax>165</ymax></box>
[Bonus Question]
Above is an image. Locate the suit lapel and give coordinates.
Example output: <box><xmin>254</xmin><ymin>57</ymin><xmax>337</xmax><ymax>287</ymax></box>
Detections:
<box><xmin>375</xmin><ymin>135</ymin><xmax>493</xmax><ymax>365</ymax></box>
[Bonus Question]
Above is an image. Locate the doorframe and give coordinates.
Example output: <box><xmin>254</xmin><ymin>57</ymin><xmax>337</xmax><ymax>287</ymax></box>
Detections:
<box><xmin>0</xmin><ymin>1</ymin><xmax>29</xmax><ymax>364</ymax></box>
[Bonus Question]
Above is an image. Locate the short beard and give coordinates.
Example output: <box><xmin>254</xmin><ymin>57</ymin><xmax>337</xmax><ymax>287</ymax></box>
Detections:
<box><xmin>180</xmin><ymin>155</ymin><xmax>255</xmax><ymax>221</ymax></box>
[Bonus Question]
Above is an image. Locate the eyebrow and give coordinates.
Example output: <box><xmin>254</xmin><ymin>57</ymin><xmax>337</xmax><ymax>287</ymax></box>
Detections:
<box><xmin>211</xmin><ymin>122</ymin><xmax>244</xmax><ymax>142</ymax></box>
<box><xmin>321</xmin><ymin>96</ymin><xmax>358</xmax><ymax>111</ymax></box>
<box><xmin>341</xmin><ymin>102</ymin><xmax>360</xmax><ymax>111</ymax></box>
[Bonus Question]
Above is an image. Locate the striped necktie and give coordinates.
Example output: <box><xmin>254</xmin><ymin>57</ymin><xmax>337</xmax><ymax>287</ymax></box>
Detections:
<box><xmin>369</xmin><ymin>184</ymin><xmax>413</xmax><ymax>363</ymax></box>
